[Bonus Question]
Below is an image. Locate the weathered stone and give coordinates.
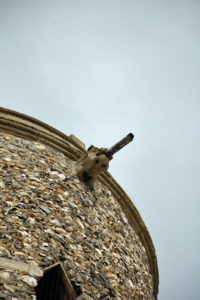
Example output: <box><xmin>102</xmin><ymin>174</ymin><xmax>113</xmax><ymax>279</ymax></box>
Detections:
<box><xmin>0</xmin><ymin>131</ymin><xmax>156</xmax><ymax>300</ymax></box>
<box><xmin>0</xmin><ymin>272</ymin><xmax>10</xmax><ymax>281</ymax></box>
<box><xmin>4</xmin><ymin>177</ymin><xmax>12</xmax><ymax>185</ymax></box>
<box><xmin>39</xmin><ymin>205</ymin><xmax>51</xmax><ymax>215</ymax></box>
<box><xmin>0</xmin><ymin>258</ymin><xmax>43</xmax><ymax>277</ymax></box>
<box><xmin>21</xmin><ymin>275</ymin><xmax>37</xmax><ymax>287</ymax></box>
<box><xmin>26</xmin><ymin>145</ymin><xmax>38</xmax><ymax>153</ymax></box>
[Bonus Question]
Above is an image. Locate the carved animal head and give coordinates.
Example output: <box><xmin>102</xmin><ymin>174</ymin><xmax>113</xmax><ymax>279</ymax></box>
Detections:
<box><xmin>72</xmin><ymin>146</ymin><xmax>110</xmax><ymax>188</ymax></box>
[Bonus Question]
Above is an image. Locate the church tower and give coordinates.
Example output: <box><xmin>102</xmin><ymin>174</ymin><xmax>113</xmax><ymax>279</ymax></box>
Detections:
<box><xmin>0</xmin><ymin>107</ymin><xmax>158</xmax><ymax>300</ymax></box>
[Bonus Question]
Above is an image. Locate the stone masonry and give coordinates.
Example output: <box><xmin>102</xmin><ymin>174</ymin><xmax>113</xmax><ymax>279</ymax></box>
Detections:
<box><xmin>0</xmin><ymin>132</ymin><xmax>154</xmax><ymax>299</ymax></box>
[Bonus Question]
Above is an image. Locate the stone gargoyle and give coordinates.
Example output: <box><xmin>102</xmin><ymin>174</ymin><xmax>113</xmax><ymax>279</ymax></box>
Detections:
<box><xmin>72</xmin><ymin>146</ymin><xmax>112</xmax><ymax>189</ymax></box>
<box><xmin>72</xmin><ymin>133</ymin><xmax>134</xmax><ymax>189</ymax></box>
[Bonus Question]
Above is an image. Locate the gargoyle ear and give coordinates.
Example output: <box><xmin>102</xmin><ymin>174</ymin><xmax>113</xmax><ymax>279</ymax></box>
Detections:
<box><xmin>87</xmin><ymin>145</ymin><xmax>94</xmax><ymax>151</ymax></box>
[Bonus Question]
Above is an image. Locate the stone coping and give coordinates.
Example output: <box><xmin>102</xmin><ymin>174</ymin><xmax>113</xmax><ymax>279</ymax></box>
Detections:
<box><xmin>0</xmin><ymin>107</ymin><xmax>159</xmax><ymax>299</ymax></box>
<box><xmin>0</xmin><ymin>258</ymin><xmax>43</xmax><ymax>277</ymax></box>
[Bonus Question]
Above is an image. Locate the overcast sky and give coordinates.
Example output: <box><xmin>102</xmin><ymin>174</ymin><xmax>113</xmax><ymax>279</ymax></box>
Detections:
<box><xmin>0</xmin><ymin>1</ymin><xmax>200</xmax><ymax>299</ymax></box>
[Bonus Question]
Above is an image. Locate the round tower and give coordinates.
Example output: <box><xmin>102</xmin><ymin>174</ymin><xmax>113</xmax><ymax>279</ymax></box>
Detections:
<box><xmin>0</xmin><ymin>107</ymin><xmax>158</xmax><ymax>300</ymax></box>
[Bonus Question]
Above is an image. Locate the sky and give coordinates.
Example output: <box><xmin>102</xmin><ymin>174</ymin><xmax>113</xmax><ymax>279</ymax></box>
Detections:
<box><xmin>0</xmin><ymin>0</ymin><xmax>200</xmax><ymax>299</ymax></box>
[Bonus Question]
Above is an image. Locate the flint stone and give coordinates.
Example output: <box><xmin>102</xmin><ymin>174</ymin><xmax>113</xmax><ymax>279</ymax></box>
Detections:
<box><xmin>3</xmin><ymin>284</ymin><xmax>15</xmax><ymax>293</ymax></box>
<box><xmin>4</xmin><ymin>178</ymin><xmax>12</xmax><ymax>185</ymax></box>
<box><xmin>0</xmin><ymin>272</ymin><xmax>10</xmax><ymax>281</ymax></box>
<box><xmin>65</xmin><ymin>261</ymin><xmax>75</xmax><ymax>270</ymax></box>
<box><xmin>0</xmin><ymin>134</ymin><xmax>155</xmax><ymax>299</ymax></box>
<box><xmin>40</xmin><ymin>205</ymin><xmax>51</xmax><ymax>215</ymax></box>
<box><xmin>21</xmin><ymin>275</ymin><xmax>37</xmax><ymax>287</ymax></box>
<box><xmin>26</xmin><ymin>145</ymin><xmax>38</xmax><ymax>153</ymax></box>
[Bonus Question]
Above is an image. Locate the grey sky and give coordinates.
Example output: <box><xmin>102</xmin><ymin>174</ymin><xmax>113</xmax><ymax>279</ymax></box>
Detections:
<box><xmin>0</xmin><ymin>1</ymin><xmax>200</xmax><ymax>299</ymax></box>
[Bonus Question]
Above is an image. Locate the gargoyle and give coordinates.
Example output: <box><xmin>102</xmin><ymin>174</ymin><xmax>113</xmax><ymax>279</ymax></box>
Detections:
<box><xmin>72</xmin><ymin>146</ymin><xmax>111</xmax><ymax>189</ymax></box>
<box><xmin>72</xmin><ymin>133</ymin><xmax>134</xmax><ymax>189</ymax></box>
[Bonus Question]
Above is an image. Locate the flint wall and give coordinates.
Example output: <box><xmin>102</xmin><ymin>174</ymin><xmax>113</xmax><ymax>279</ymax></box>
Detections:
<box><xmin>0</xmin><ymin>108</ymin><xmax>158</xmax><ymax>300</ymax></box>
